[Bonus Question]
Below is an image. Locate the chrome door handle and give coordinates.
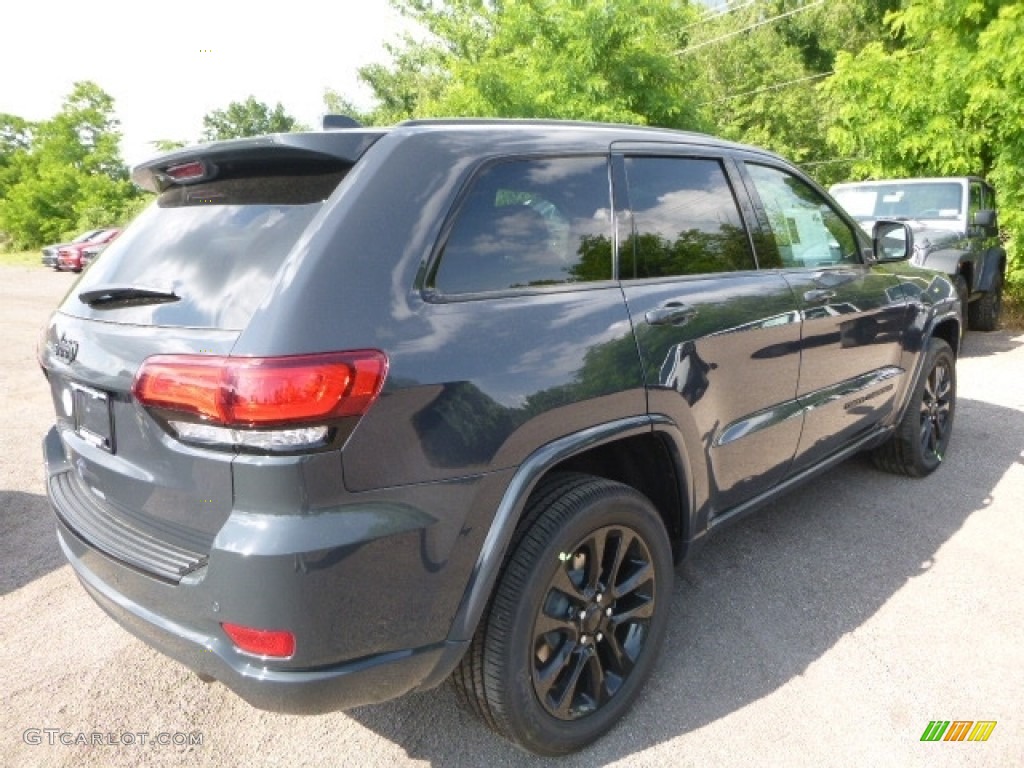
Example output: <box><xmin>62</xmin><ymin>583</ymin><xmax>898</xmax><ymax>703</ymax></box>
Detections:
<box><xmin>645</xmin><ymin>302</ymin><xmax>698</xmax><ymax>326</ymax></box>
<box><xmin>803</xmin><ymin>289</ymin><xmax>836</xmax><ymax>304</ymax></box>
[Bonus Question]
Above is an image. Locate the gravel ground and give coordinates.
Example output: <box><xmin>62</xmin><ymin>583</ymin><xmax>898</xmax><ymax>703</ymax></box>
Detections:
<box><xmin>2</xmin><ymin>264</ymin><xmax>1022</xmax><ymax>767</ymax></box>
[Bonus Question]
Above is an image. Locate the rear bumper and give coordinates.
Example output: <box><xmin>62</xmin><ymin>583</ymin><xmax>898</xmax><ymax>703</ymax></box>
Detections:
<box><xmin>42</xmin><ymin>426</ymin><xmax>499</xmax><ymax>714</ymax></box>
<box><xmin>57</xmin><ymin>518</ymin><xmax>456</xmax><ymax>713</ymax></box>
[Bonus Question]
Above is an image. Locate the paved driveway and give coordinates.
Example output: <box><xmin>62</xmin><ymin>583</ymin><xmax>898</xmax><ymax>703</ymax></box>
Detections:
<box><xmin>2</xmin><ymin>265</ymin><xmax>1021</xmax><ymax>767</ymax></box>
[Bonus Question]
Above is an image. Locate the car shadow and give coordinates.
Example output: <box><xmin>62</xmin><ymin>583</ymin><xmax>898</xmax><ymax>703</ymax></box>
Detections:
<box><xmin>0</xmin><ymin>489</ymin><xmax>64</xmax><ymax>597</ymax></box>
<box><xmin>342</xmin><ymin>395</ymin><xmax>1022</xmax><ymax>765</ymax></box>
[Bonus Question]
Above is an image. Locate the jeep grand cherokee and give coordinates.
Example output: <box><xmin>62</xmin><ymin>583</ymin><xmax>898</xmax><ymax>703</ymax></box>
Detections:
<box><xmin>40</xmin><ymin>119</ymin><xmax>960</xmax><ymax>755</ymax></box>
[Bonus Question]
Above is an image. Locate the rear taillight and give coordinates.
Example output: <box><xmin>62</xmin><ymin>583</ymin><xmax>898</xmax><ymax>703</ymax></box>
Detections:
<box><xmin>222</xmin><ymin>623</ymin><xmax>295</xmax><ymax>658</ymax></box>
<box><xmin>132</xmin><ymin>351</ymin><xmax>387</xmax><ymax>450</ymax></box>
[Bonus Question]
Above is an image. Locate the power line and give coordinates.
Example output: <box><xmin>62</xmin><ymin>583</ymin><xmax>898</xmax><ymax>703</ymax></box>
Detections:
<box><xmin>699</xmin><ymin>70</ymin><xmax>834</xmax><ymax>106</ymax></box>
<box><xmin>677</xmin><ymin>0</ymin><xmax>826</xmax><ymax>56</ymax></box>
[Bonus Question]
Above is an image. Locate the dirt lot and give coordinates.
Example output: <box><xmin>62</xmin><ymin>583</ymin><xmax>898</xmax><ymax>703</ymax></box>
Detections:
<box><xmin>2</xmin><ymin>264</ymin><xmax>1022</xmax><ymax>767</ymax></box>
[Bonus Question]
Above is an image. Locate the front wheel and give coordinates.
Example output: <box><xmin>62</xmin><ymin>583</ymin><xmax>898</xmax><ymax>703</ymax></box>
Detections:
<box><xmin>451</xmin><ymin>473</ymin><xmax>673</xmax><ymax>756</ymax></box>
<box><xmin>872</xmin><ymin>337</ymin><xmax>956</xmax><ymax>477</ymax></box>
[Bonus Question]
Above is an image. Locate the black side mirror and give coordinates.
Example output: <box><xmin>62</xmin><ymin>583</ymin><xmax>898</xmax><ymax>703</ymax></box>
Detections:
<box><xmin>974</xmin><ymin>208</ymin><xmax>997</xmax><ymax>234</ymax></box>
<box><xmin>872</xmin><ymin>220</ymin><xmax>914</xmax><ymax>262</ymax></box>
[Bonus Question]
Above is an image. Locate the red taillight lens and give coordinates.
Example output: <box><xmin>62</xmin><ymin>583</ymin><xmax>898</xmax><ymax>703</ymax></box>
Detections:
<box><xmin>133</xmin><ymin>351</ymin><xmax>388</xmax><ymax>427</ymax></box>
<box><xmin>222</xmin><ymin>623</ymin><xmax>295</xmax><ymax>658</ymax></box>
<box><xmin>165</xmin><ymin>160</ymin><xmax>207</xmax><ymax>182</ymax></box>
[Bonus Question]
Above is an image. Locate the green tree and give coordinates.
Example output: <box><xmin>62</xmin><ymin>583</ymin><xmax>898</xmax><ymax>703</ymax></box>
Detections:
<box><xmin>200</xmin><ymin>96</ymin><xmax>301</xmax><ymax>141</ymax></box>
<box><xmin>688</xmin><ymin>0</ymin><xmax>903</xmax><ymax>183</ymax></box>
<box><xmin>0</xmin><ymin>82</ymin><xmax>140</xmax><ymax>249</ymax></box>
<box><xmin>358</xmin><ymin>0</ymin><xmax>706</xmax><ymax>128</ymax></box>
<box><xmin>821</xmin><ymin>0</ymin><xmax>1024</xmax><ymax>288</ymax></box>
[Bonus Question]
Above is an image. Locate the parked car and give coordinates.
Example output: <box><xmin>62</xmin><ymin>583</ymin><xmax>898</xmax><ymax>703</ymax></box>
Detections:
<box><xmin>829</xmin><ymin>176</ymin><xmax>1006</xmax><ymax>330</ymax></box>
<box><xmin>39</xmin><ymin>119</ymin><xmax>961</xmax><ymax>756</ymax></box>
<box><xmin>41</xmin><ymin>229</ymin><xmax>104</xmax><ymax>268</ymax></box>
<box><xmin>55</xmin><ymin>228</ymin><xmax>121</xmax><ymax>272</ymax></box>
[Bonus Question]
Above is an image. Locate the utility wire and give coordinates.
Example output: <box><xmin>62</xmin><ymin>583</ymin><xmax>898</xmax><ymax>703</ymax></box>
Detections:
<box><xmin>677</xmin><ymin>0</ymin><xmax>826</xmax><ymax>55</ymax></box>
<box><xmin>699</xmin><ymin>70</ymin><xmax>834</xmax><ymax>106</ymax></box>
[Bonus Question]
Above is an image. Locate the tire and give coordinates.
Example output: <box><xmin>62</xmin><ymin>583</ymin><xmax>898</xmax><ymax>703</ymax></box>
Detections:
<box><xmin>967</xmin><ymin>270</ymin><xmax>1003</xmax><ymax>331</ymax></box>
<box><xmin>872</xmin><ymin>337</ymin><xmax>955</xmax><ymax>477</ymax></box>
<box><xmin>451</xmin><ymin>473</ymin><xmax>673</xmax><ymax>756</ymax></box>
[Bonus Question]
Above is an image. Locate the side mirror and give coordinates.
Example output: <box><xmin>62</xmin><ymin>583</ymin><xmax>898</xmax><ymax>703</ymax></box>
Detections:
<box><xmin>974</xmin><ymin>208</ymin><xmax>997</xmax><ymax>234</ymax></box>
<box><xmin>872</xmin><ymin>220</ymin><xmax>914</xmax><ymax>262</ymax></box>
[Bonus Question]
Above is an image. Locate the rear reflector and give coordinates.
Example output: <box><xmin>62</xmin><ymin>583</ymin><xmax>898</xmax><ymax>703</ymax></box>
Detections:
<box><xmin>222</xmin><ymin>623</ymin><xmax>295</xmax><ymax>658</ymax></box>
<box><xmin>132</xmin><ymin>351</ymin><xmax>388</xmax><ymax>428</ymax></box>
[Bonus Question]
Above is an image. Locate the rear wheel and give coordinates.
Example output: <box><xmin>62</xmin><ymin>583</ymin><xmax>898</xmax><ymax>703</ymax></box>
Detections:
<box><xmin>968</xmin><ymin>270</ymin><xmax>1003</xmax><ymax>331</ymax></box>
<box><xmin>872</xmin><ymin>337</ymin><xmax>955</xmax><ymax>477</ymax></box>
<box><xmin>451</xmin><ymin>473</ymin><xmax>673</xmax><ymax>756</ymax></box>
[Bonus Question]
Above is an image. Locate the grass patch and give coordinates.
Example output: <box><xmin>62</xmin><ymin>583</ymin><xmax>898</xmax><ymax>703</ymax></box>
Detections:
<box><xmin>0</xmin><ymin>249</ymin><xmax>42</xmax><ymax>267</ymax></box>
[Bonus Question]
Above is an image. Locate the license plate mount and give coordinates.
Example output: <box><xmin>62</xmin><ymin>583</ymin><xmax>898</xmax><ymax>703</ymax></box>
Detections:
<box><xmin>72</xmin><ymin>383</ymin><xmax>115</xmax><ymax>453</ymax></box>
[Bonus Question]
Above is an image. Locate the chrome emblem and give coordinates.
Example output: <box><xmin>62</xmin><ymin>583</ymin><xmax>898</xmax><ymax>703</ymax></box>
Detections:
<box><xmin>54</xmin><ymin>333</ymin><xmax>79</xmax><ymax>364</ymax></box>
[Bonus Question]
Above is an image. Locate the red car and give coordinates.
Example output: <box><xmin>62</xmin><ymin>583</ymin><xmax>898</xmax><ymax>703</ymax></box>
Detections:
<box><xmin>56</xmin><ymin>228</ymin><xmax>121</xmax><ymax>272</ymax></box>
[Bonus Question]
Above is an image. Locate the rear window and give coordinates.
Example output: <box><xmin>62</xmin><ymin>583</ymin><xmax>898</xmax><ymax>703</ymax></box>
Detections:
<box><xmin>68</xmin><ymin>166</ymin><xmax>348</xmax><ymax>329</ymax></box>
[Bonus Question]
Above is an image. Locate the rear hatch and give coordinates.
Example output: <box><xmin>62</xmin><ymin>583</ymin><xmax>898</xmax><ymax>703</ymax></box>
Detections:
<box><xmin>41</xmin><ymin>131</ymin><xmax>383</xmax><ymax>582</ymax></box>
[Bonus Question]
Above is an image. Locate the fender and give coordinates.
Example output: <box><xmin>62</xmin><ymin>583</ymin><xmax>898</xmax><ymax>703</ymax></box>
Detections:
<box><xmin>415</xmin><ymin>413</ymin><xmax>689</xmax><ymax>690</ymax></box>
<box><xmin>443</xmin><ymin>414</ymin><xmax>676</xmax><ymax>644</ymax></box>
<box><xmin>974</xmin><ymin>247</ymin><xmax>1006</xmax><ymax>294</ymax></box>
<box><xmin>889</xmin><ymin>304</ymin><xmax>961</xmax><ymax>431</ymax></box>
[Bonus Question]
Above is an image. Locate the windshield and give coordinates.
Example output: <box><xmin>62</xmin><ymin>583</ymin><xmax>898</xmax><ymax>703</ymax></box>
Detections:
<box><xmin>832</xmin><ymin>182</ymin><xmax>964</xmax><ymax>222</ymax></box>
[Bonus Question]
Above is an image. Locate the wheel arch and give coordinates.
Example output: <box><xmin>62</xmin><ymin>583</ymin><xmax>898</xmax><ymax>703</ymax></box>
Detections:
<box><xmin>444</xmin><ymin>415</ymin><xmax>691</xmax><ymax>646</ymax></box>
<box><xmin>975</xmin><ymin>246</ymin><xmax>1007</xmax><ymax>294</ymax></box>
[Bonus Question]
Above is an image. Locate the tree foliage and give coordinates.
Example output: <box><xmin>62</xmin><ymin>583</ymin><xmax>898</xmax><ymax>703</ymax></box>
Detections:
<box><xmin>0</xmin><ymin>82</ymin><xmax>140</xmax><ymax>249</ymax></box>
<box><xmin>351</xmin><ymin>0</ymin><xmax>706</xmax><ymax>128</ymax></box>
<box><xmin>200</xmin><ymin>96</ymin><xmax>301</xmax><ymax>141</ymax></box>
<box><xmin>823</xmin><ymin>0</ymin><xmax>1024</xmax><ymax>286</ymax></box>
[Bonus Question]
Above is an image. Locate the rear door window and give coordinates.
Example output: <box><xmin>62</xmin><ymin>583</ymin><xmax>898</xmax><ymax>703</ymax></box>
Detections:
<box><xmin>430</xmin><ymin>156</ymin><xmax>613</xmax><ymax>295</ymax></box>
<box><xmin>620</xmin><ymin>156</ymin><xmax>755</xmax><ymax>278</ymax></box>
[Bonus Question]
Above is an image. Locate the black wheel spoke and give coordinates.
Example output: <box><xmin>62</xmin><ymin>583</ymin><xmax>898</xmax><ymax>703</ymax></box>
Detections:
<box><xmin>611</xmin><ymin>596</ymin><xmax>655</xmax><ymax>625</ymax></box>
<box><xmin>611</xmin><ymin>559</ymin><xmax>653</xmax><ymax>600</ymax></box>
<box><xmin>603</xmin><ymin>530</ymin><xmax>629</xmax><ymax>593</ymax></box>
<box><xmin>549</xmin><ymin>646</ymin><xmax>590</xmax><ymax>718</ymax></box>
<box><xmin>550</xmin><ymin>560</ymin><xmax>588</xmax><ymax>603</ymax></box>
<box><xmin>582</xmin><ymin>528</ymin><xmax>607</xmax><ymax>595</ymax></box>
<box><xmin>600</xmin><ymin>628</ymin><xmax>634</xmax><ymax>680</ymax></box>
<box><xmin>534</xmin><ymin>637</ymin><xmax>576</xmax><ymax>699</ymax></box>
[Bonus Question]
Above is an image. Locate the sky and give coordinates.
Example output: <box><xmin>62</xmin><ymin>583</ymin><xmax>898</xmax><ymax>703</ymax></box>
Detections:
<box><xmin>2</xmin><ymin>0</ymin><xmax>415</xmax><ymax>166</ymax></box>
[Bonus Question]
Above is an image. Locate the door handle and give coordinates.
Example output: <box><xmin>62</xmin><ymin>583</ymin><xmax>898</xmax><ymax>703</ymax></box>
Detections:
<box><xmin>803</xmin><ymin>289</ymin><xmax>836</xmax><ymax>304</ymax></box>
<box><xmin>645</xmin><ymin>302</ymin><xmax>698</xmax><ymax>326</ymax></box>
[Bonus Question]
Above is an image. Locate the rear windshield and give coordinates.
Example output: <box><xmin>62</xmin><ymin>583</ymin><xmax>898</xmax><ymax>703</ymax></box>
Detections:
<box><xmin>67</xmin><ymin>167</ymin><xmax>348</xmax><ymax>329</ymax></box>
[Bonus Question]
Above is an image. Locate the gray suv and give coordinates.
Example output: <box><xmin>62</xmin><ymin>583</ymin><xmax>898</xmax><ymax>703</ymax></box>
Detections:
<box><xmin>40</xmin><ymin>119</ymin><xmax>961</xmax><ymax>755</ymax></box>
<box><xmin>830</xmin><ymin>176</ymin><xmax>1006</xmax><ymax>330</ymax></box>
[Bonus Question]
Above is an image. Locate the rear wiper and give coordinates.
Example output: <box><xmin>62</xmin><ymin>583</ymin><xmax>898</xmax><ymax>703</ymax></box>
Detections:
<box><xmin>79</xmin><ymin>285</ymin><xmax>180</xmax><ymax>308</ymax></box>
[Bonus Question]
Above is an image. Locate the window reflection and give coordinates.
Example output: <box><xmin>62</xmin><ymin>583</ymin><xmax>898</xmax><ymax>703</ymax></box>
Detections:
<box><xmin>623</xmin><ymin>157</ymin><xmax>754</xmax><ymax>278</ymax></box>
